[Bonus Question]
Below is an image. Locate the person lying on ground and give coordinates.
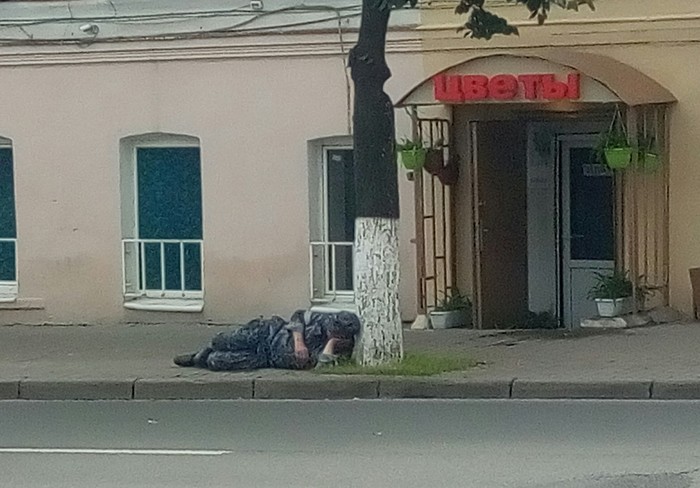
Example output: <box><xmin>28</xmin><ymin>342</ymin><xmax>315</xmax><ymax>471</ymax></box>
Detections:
<box><xmin>173</xmin><ymin>309</ymin><xmax>360</xmax><ymax>371</ymax></box>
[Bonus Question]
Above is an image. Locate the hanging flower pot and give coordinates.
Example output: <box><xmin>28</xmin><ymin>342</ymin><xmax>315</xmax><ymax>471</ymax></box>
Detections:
<box><xmin>603</xmin><ymin>147</ymin><xmax>633</xmax><ymax>170</ymax></box>
<box><xmin>639</xmin><ymin>152</ymin><xmax>661</xmax><ymax>173</ymax></box>
<box><xmin>638</xmin><ymin>135</ymin><xmax>661</xmax><ymax>173</ymax></box>
<box><xmin>396</xmin><ymin>138</ymin><xmax>426</xmax><ymax>171</ymax></box>
<box><xmin>597</xmin><ymin>108</ymin><xmax>632</xmax><ymax>171</ymax></box>
<box><xmin>437</xmin><ymin>157</ymin><xmax>459</xmax><ymax>186</ymax></box>
<box><xmin>399</xmin><ymin>148</ymin><xmax>426</xmax><ymax>170</ymax></box>
<box><xmin>423</xmin><ymin>148</ymin><xmax>444</xmax><ymax>175</ymax></box>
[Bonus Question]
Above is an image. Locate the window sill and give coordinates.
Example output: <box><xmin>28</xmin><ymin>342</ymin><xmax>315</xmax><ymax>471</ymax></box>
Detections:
<box><xmin>0</xmin><ymin>297</ymin><xmax>45</xmax><ymax>310</ymax></box>
<box><xmin>310</xmin><ymin>302</ymin><xmax>357</xmax><ymax>314</ymax></box>
<box><xmin>123</xmin><ymin>297</ymin><xmax>204</xmax><ymax>313</ymax></box>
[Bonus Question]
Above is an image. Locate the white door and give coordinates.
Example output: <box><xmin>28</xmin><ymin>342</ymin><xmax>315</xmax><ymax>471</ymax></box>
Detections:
<box><xmin>560</xmin><ymin>135</ymin><xmax>615</xmax><ymax>327</ymax></box>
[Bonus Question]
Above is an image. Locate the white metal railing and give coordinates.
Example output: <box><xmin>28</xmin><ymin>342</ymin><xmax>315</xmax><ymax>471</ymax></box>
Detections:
<box><xmin>0</xmin><ymin>237</ymin><xmax>17</xmax><ymax>282</ymax></box>
<box><xmin>0</xmin><ymin>238</ymin><xmax>18</xmax><ymax>299</ymax></box>
<box><xmin>122</xmin><ymin>238</ymin><xmax>203</xmax><ymax>299</ymax></box>
<box><xmin>309</xmin><ymin>241</ymin><xmax>354</xmax><ymax>301</ymax></box>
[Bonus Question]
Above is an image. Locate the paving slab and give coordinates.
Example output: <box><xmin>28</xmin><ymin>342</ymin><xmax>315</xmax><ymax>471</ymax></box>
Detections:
<box><xmin>1</xmin><ymin>320</ymin><xmax>699</xmax><ymax>400</ymax></box>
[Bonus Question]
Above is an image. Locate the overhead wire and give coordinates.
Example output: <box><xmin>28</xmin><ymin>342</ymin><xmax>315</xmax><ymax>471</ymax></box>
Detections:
<box><xmin>0</xmin><ymin>6</ymin><xmax>364</xmax><ymax>43</ymax></box>
<box><xmin>0</xmin><ymin>1</ymin><xmax>413</xmax><ymax>133</ymax></box>
<box><xmin>0</xmin><ymin>4</ymin><xmax>360</xmax><ymax>27</ymax></box>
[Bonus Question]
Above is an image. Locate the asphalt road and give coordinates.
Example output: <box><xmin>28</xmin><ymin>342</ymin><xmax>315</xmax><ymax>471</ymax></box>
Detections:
<box><xmin>0</xmin><ymin>400</ymin><xmax>699</xmax><ymax>487</ymax></box>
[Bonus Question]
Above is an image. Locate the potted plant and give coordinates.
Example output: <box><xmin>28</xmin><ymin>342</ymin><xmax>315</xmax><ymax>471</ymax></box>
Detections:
<box><xmin>587</xmin><ymin>270</ymin><xmax>634</xmax><ymax>317</ymax></box>
<box><xmin>429</xmin><ymin>289</ymin><xmax>472</xmax><ymax>329</ymax></box>
<box><xmin>423</xmin><ymin>139</ymin><xmax>444</xmax><ymax>175</ymax></box>
<box><xmin>437</xmin><ymin>154</ymin><xmax>460</xmax><ymax>186</ymax></box>
<box><xmin>597</xmin><ymin>110</ymin><xmax>632</xmax><ymax>170</ymax></box>
<box><xmin>597</xmin><ymin>127</ymin><xmax>632</xmax><ymax>170</ymax></box>
<box><xmin>396</xmin><ymin>138</ymin><xmax>426</xmax><ymax>171</ymax></box>
<box><xmin>639</xmin><ymin>135</ymin><xmax>661</xmax><ymax>173</ymax></box>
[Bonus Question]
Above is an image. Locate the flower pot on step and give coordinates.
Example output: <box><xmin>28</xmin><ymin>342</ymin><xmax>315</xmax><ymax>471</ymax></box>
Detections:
<box><xmin>429</xmin><ymin>309</ymin><xmax>470</xmax><ymax>329</ymax></box>
<box><xmin>595</xmin><ymin>297</ymin><xmax>633</xmax><ymax>318</ymax></box>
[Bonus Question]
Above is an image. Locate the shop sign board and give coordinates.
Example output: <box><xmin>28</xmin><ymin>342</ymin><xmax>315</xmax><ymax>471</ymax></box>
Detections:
<box><xmin>433</xmin><ymin>73</ymin><xmax>581</xmax><ymax>102</ymax></box>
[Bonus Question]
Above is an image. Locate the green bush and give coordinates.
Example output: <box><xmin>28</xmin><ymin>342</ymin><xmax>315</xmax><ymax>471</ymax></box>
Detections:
<box><xmin>587</xmin><ymin>270</ymin><xmax>633</xmax><ymax>300</ymax></box>
<box><xmin>434</xmin><ymin>289</ymin><xmax>472</xmax><ymax>312</ymax></box>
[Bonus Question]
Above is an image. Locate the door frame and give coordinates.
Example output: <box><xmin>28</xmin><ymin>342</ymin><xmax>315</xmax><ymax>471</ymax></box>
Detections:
<box><xmin>467</xmin><ymin>115</ymin><xmax>613</xmax><ymax>329</ymax></box>
<box><xmin>558</xmin><ymin>134</ymin><xmax>616</xmax><ymax>326</ymax></box>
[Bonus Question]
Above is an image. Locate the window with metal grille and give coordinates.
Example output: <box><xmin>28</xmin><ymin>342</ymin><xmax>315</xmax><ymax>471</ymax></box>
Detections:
<box><xmin>309</xmin><ymin>143</ymin><xmax>355</xmax><ymax>302</ymax></box>
<box><xmin>120</xmin><ymin>135</ymin><xmax>204</xmax><ymax>303</ymax></box>
<box><xmin>0</xmin><ymin>142</ymin><xmax>17</xmax><ymax>300</ymax></box>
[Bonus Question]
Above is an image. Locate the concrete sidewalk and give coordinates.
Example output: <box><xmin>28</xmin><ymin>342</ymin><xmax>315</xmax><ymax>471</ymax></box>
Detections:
<box><xmin>1</xmin><ymin>320</ymin><xmax>700</xmax><ymax>400</ymax></box>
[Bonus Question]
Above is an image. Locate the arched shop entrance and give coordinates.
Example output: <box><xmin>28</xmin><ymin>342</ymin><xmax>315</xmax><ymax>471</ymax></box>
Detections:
<box><xmin>396</xmin><ymin>49</ymin><xmax>676</xmax><ymax>329</ymax></box>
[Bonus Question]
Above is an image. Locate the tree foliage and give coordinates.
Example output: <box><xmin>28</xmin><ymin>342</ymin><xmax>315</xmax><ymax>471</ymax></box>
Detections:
<box><xmin>374</xmin><ymin>0</ymin><xmax>595</xmax><ymax>39</ymax></box>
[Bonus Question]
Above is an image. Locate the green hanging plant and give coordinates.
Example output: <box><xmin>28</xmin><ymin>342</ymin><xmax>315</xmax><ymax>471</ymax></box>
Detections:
<box><xmin>638</xmin><ymin>135</ymin><xmax>661</xmax><ymax>173</ymax></box>
<box><xmin>396</xmin><ymin>138</ymin><xmax>427</xmax><ymax>171</ymax></box>
<box><xmin>597</xmin><ymin>109</ymin><xmax>632</xmax><ymax>170</ymax></box>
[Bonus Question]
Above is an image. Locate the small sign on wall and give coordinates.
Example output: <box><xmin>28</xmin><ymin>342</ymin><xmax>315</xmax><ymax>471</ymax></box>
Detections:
<box><xmin>582</xmin><ymin>163</ymin><xmax>613</xmax><ymax>177</ymax></box>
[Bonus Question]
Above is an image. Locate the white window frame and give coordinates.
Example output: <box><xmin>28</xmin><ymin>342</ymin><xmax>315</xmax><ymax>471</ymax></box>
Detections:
<box><xmin>309</xmin><ymin>139</ymin><xmax>355</xmax><ymax>304</ymax></box>
<box><xmin>120</xmin><ymin>134</ymin><xmax>204</xmax><ymax>310</ymax></box>
<box><xmin>0</xmin><ymin>139</ymin><xmax>17</xmax><ymax>301</ymax></box>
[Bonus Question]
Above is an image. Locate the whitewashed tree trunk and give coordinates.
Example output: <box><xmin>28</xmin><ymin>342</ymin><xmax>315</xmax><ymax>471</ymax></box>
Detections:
<box><xmin>354</xmin><ymin>216</ymin><xmax>403</xmax><ymax>366</ymax></box>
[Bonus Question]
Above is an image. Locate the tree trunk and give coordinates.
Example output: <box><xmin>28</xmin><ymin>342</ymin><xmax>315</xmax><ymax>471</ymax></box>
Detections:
<box><xmin>354</xmin><ymin>217</ymin><xmax>403</xmax><ymax>365</ymax></box>
<box><xmin>350</xmin><ymin>1</ymin><xmax>403</xmax><ymax>365</ymax></box>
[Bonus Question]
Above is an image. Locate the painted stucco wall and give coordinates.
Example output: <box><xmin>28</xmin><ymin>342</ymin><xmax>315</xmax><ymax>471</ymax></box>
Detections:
<box><xmin>8</xmin><ymin>0</ymin><xmax>700</xmax><ymax>324</ymax></box>
<box><xmin>0</xmin><ymin>29</ymin><xmax>422</xmax><ymax>323</ymax></box>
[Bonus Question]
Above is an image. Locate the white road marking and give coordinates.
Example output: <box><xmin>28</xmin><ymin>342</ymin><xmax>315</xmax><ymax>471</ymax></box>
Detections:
<box><xmin>0</xmin><ymin>448</ymin><xmax>231</xmax><ymax>456</ymax></box>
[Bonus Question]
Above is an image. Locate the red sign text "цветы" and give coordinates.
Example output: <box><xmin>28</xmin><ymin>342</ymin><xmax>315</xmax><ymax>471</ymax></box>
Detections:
<box><xmin>433</xmin><ymin>73</ymin><xmax>581</xmax><ymax>102</ymax></box>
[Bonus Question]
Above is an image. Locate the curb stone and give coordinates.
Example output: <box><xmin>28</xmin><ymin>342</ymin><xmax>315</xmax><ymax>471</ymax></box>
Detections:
<box><xmin>254</xmin><ymin>377</ymin><xmax>379</xmax><ymax>400</ymax></box>
<box><xmin>379</xmin><ymin>378</ymin><xmax>512</xmax><ymax>399</ymax></box>
<box><xmin>19</xmin><ymin>380</ymin><xmax>135</xmax><ymax>400</ymax></box>
<box><xmin>0</xmin><ymin>381</ymin><xmax>19</xmax><ymax>399</ymax></box>
<box><xmin>134</xmin><ymin>378</ymin><xmax>254</xmax><ymax>400</ymax></box>
<box><xmin>651</xmin><ymin>381</ymin><xmax>700</xmax><ymax>400</ymax></box>
<box><xmin>5</xmin><ymin>378</ymin><xmax>700</xmax><ymax>401</ymax></box>
<box><xmin>511</xmin><ymin>380</ymin><xmax>652</xmax><ymax>399</ymax></box>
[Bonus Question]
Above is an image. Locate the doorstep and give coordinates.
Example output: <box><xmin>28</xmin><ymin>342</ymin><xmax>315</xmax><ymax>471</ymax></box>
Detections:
<box><xmin>580</xmin><ymin>313</ymin><xmax>652</xmax><ymax>329</ymax></box>
<box><xmin>579</xmin><ymin>306</ymin><xmax>686</xmax><ymax>329</ymax></box>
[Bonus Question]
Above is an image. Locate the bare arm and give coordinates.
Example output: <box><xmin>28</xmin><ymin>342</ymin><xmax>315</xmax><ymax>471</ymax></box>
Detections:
<box><xmin>292</xmin><ymin>330</ymin><xmax>309</xmax><ymax>361</ymax></box>
<box><xmin>288</xmin><ymin>311</ymin><xmax>310</xmax><ymax>364</ymax></box>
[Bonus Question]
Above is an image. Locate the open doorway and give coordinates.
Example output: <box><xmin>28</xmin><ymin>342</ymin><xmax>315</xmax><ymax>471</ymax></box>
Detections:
<box><xmin>468</xmin><ymin>118</ymin><xmax>615</xmax><ymax>328</ymax></box>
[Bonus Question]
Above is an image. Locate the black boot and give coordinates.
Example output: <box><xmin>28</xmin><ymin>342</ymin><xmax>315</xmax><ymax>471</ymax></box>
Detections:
<box><xmin>173</xmin><ymin>353</ymin><xmax>197</xmax><ymax>367</ymax></box>
<box><xmin>192</xmin><ymin>347</ymin><xmax>213</xmax><ymax>368</ymax></box>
